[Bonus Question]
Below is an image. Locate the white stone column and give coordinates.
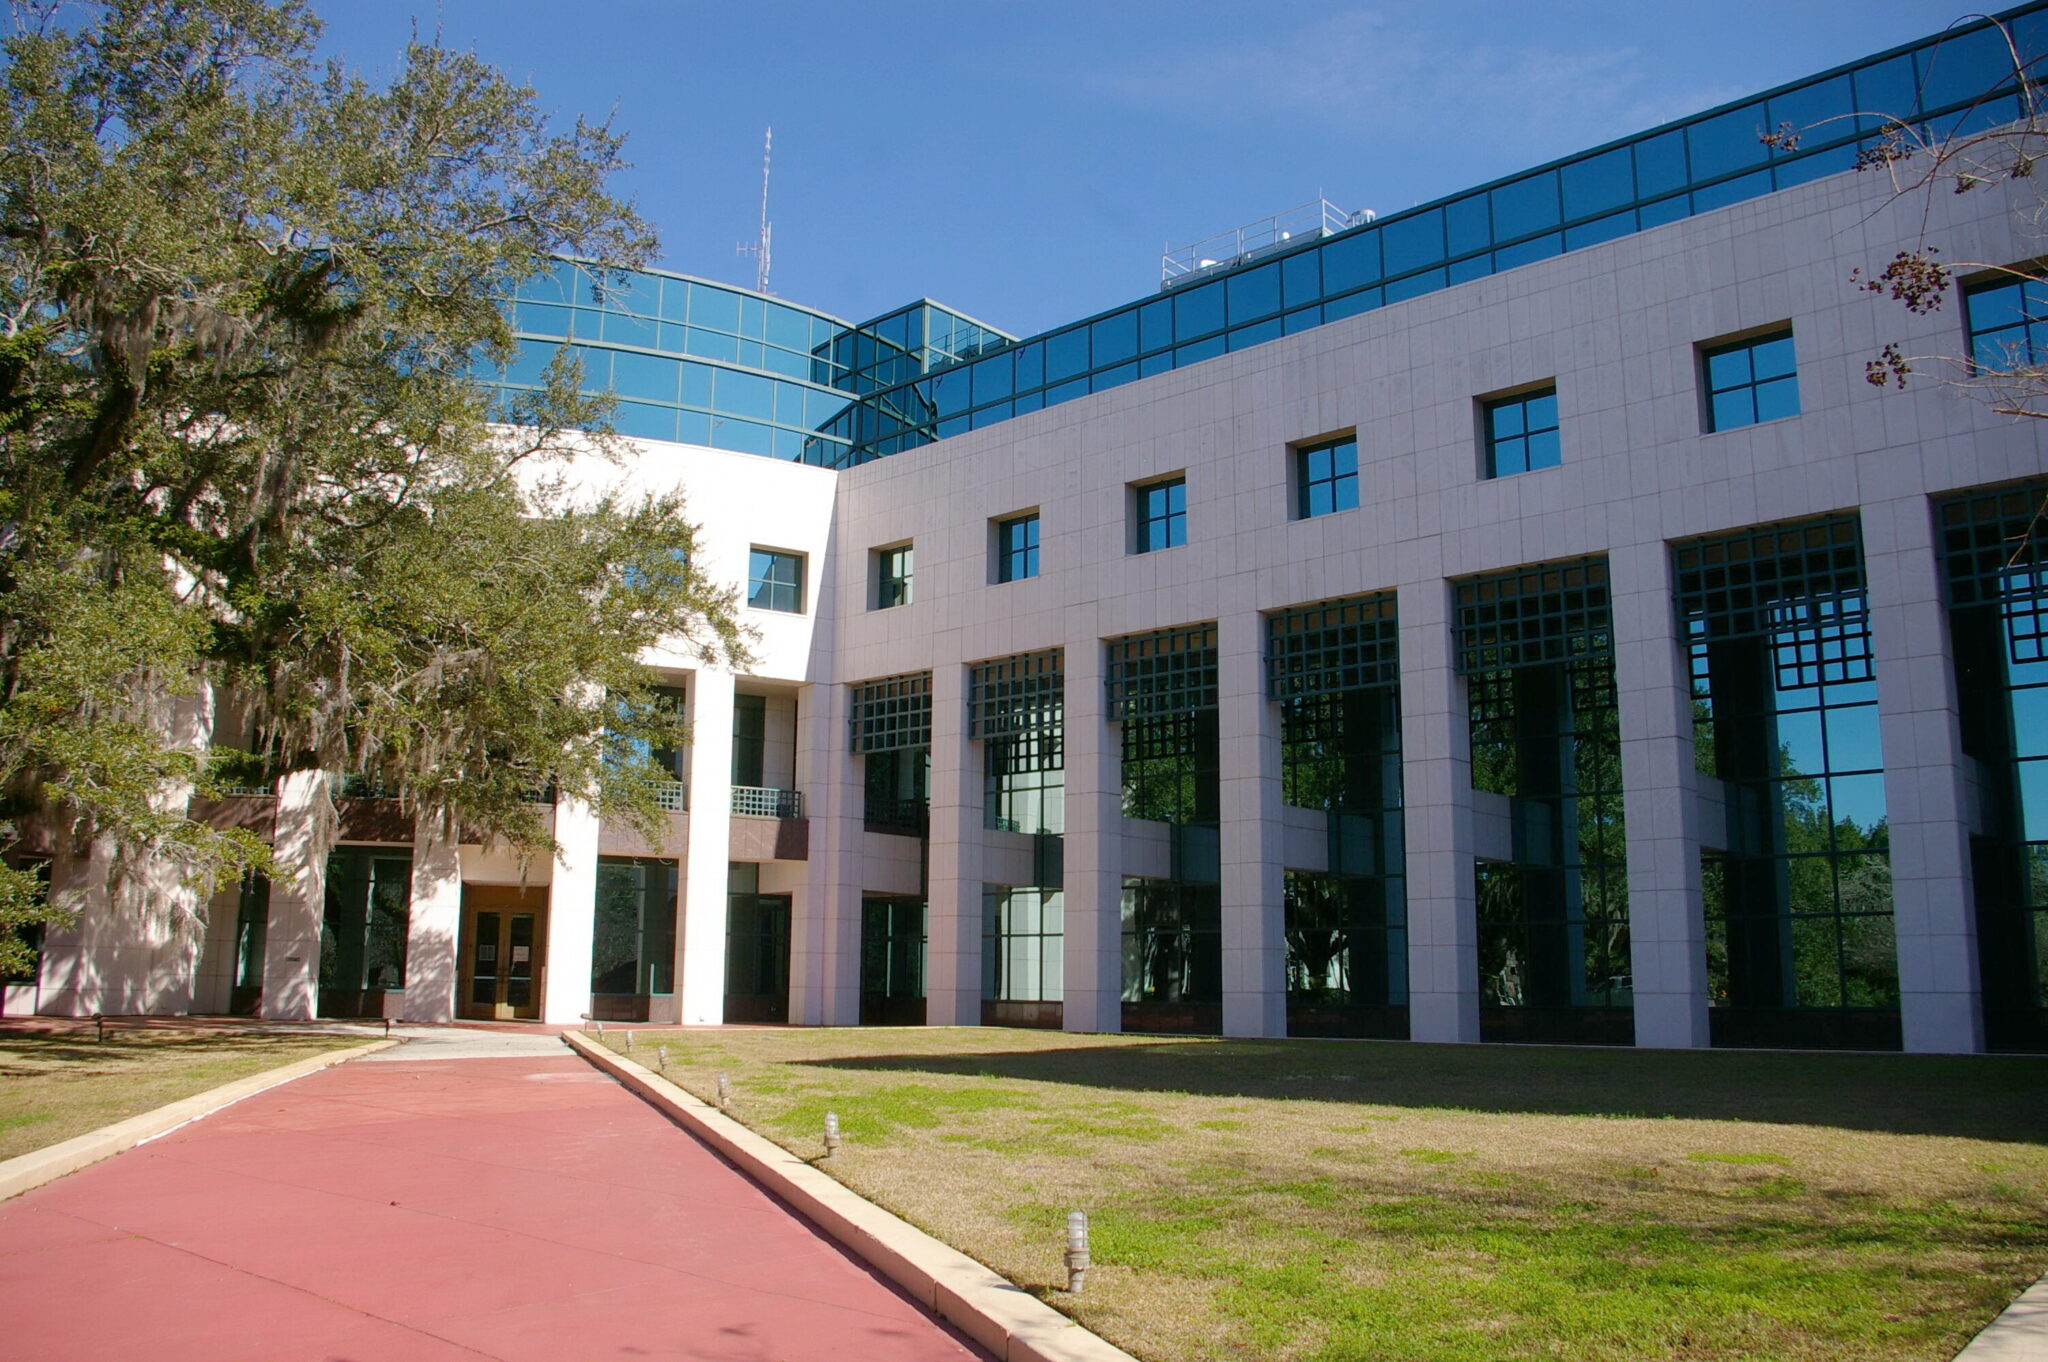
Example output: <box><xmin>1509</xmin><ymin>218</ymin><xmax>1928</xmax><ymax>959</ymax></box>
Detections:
<box><xmin>1398</xmin><ymin>579</ymin><xmax>1480</xmax><ymax>1043</ymax></box>
<box><xmin>260</xmin><ymin>769</ymin><xmax>328</xmax><ymax>1021</ymax></box>
<box><xmin>679</xmin><ymin>668</ymin><xmax>736</xmax><ymax>1025</ymax></box>
<box><xmin>401</xmin><ymin>809</ymin><xmax>462</xmax><ymax>1023</ymax></box>
<box><xmin>792</xmin><ymin>680</ymin><xmax>862</xmax><ymax>1025</ymax></box>
<box><xmin>541</xmin><ymin>792</ymin><xmax>600</xmax><ymax>1024</ymax></box>
<box><xmin>1219</xmin><ymin>610</ymin><xmax>1286</xmax><ymax>1037</ymax></box>
<box><xmin>33</xmin><ymin>836</ymin><xmax>111</xmax><ymax>1017</ymax></box>
<box><xmin>1062</xmin><ymin>636</ymin><xmax>1123</xmax><ymax>1034</ymax></box>
<box><xmin>926</xmin><ymin>663</ymin><xmax>982</xmax><ymax>1026</ymax></box>
<box><xmin>1611</xmin><ymin>540</ymin><xmax>1711</xmax><ymax>1049</ymax></box>
<box><xmin>1864</xmin><ymin>496</ymin><xmax>1984</xmax><ymax>1054</ymax></box>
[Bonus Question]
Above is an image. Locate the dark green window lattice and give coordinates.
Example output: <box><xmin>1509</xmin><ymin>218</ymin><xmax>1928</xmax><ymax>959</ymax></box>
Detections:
<box><xmin>848</xmin><ymin>672</ymin><xmax>932</xmax><ymax>754</ymax></box>
<box><xmin>1941</xmin><ymin>481</ymin><xmax>2048</xmax><ymax>667</ymax></box>
<box><xmin>1674</xmin><ymin>515</ymin><xmax>1872</xmax><ymax>688</ymax></box>
<box><xmin>1453</xmin><ymin>558</ymin><xmax>1611</xmax><ymax>674</ymax></box>
<box><xmin>1678</xmin><ymin>516</ymin><xmax>1893</xmax><ymax>1044</ymax></box>
<box><xmin>1266</xmin><ymin>594</ymin><xmax>1399</xmax><ymax>701</ymax></box>
<box><xmin>1939</xmin><ymin>480</ymin><xmax>2048</xmax><ymax>1051</ymax></box>
<box><xmin>968</xmin><ymin>650</ymin><xmax>1064</xmax><ymax>738</ymax></box>
<box><xmin>1105</xmin><ymin>624</ymin><xmax>1218</xmax><ymax>720</ymax></box>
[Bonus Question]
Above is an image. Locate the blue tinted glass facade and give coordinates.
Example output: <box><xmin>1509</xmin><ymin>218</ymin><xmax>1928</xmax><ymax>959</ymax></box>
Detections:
<box><xmin>485</xmin><ymin>5</ymin><xmax>2048</xmax><ymax>469</ymax></box>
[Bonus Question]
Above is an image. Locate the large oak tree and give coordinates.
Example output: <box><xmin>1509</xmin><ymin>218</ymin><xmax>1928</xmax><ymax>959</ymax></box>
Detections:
<box><xmin>0</xmin><ymin>0</ymin><xmax>747</xmax><ymax>972</ymax></box>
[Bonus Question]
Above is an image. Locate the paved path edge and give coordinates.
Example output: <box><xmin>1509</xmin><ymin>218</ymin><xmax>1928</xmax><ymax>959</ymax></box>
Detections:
<box><xmin>0</xmin><ymin>1038</ymin><xmax>397</xmax><ymax>1202</ymax></box>
<box><xmin>1953</xmin><ymin>1270</ymin><xmax>2048</xmax><ymax>1360</ymax></box>
<box><xmin>563</xmin><ymin>1031</ymin><xmax>1138</xmax><ymax>1362</ymax></box>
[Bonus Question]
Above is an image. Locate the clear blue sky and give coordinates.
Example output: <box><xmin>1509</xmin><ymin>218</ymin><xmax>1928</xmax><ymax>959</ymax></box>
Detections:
<box><xmin>315</xmin><ymin>1</ymin><xmax>1976</xmax><ymax>338</ymax></box>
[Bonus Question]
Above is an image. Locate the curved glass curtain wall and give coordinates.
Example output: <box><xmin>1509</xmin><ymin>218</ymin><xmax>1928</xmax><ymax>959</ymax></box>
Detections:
<box><xmin>816</xmin><ymin>3</ymin><xmax>2048</xmax><ymax>466</ymax></box>
<box><xmin>485</xmin><ymin>5</ymin><xmax>2047</xmax><ymax>468</ymax></box>
<box><xmin>489</xmin><ymin>259</ymin><xmax>863</xmax><ymax>462</ymax></box>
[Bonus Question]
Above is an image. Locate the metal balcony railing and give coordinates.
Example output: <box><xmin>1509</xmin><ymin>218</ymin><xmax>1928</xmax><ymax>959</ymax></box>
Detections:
<box><xmin>732</xmin><ymin>785</ymin><xmax>804</xmax><ymax>819</ymax></box>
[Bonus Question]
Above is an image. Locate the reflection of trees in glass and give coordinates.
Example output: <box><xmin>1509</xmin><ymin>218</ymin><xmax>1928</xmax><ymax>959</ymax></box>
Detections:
<box><xmin>1120</xmin><ymin>881</ymin><xmax>1220</xmax><ymax>1004</ymax></box>
<box><xmin>1285</xmin><ymin>874</ymin><xmax>1352</xmax><ymax>999</ymax></box>
<box><xmin>1121</xmin><ymin>712</ymin><xmax>1218</xmax><ymax>825</ymax></box>
<box><xmin>1470</xmin><ymin>657</ymin><xmax>1629</xmax><ymax>1009</ymax></box>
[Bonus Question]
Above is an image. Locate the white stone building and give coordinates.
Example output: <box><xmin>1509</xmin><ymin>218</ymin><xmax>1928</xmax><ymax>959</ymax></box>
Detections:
<box><xmin>10</xmin><ymin>6</ymin><xmax>2048</xmax><ymax>1053</ymax></box>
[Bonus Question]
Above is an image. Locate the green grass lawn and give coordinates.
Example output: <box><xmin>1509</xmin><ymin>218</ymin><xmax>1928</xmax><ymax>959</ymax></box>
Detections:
<box><xmin>0</xmin><ymin>1027</ymin><xmax>367</xmax><ymax>1162</ymax></box>
<box><xmin>599</xmin><ymin>1026</ymin><xmax>2048</xmax><ymax>1362</ymax></box>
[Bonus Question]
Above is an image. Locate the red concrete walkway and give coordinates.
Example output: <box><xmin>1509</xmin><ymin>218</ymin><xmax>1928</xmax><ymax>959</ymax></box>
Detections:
<box><xmin>0</xmin><ymin>1048</ymin><xmax>990</xmax><ymax>1361</ymax></box>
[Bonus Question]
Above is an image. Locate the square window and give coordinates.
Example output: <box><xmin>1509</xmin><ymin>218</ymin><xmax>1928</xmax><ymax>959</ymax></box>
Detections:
<box><xmin>994</xmin><ymin>512</ymin><xmax>1040</xmax><ymax>583</ymax></box>
<box><xmin>748</xmin><ymin>548</ymin><xmax>804</xmax><ymax>613</ymax></box>
<box><xmin>874</xmin><ymin>544</ymin><xmax>913</xmax><ymax>609</ymax></box>
<box><xmin>1132</xmin><ymin>476</ymin><xmax>1186</xmax><ymax>553</ymax></box>
<box><xmin>1295</xmin><ymin>436</ymin><xmax>1360</xmax><ymax>517</ymax></box>
<box><xmin>1702</xmin><ymin>329</ymin><xmax>1800</xmax><ymax>432</ymax></box>
<box><xmin>1483</xmin><ymin>387</ymin><xmax>1560</xmax><ymax>477</ymax></box>
<box><xmin>1964</xmin><ymin>275</ymin><xmax>2048</xmax><ymax>372</ymax></box>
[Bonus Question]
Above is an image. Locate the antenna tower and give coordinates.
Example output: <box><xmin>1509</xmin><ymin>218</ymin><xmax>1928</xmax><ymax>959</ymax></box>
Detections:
<box><xmin>736</xmin><ymin>127</ymin><xmax>773</xmax><ymax>295</ymax></box>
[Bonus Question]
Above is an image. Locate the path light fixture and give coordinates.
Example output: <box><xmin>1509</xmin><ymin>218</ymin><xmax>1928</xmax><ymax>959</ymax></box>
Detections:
<box><xmin>580</xmin><ymin>1012</ymin><xmax>593</xmax><ymax>1033</ymax></box>
<box><xmin>1065</xmin><ymin>1210</ymin><xmax>1090</xmax><ymax>1294</ymax></box>
<box><xmin>624</xmin><ymin>1029</ymin><xmax>634</xmax><ymax>1051</ymax></box>
<box><xmin>657</xmin><ymin>1044</ymin><xmax>669</xmax><ymax>1069</ymax></box>
<box><xmin>717</xmin><ymin>1071</ymin><xmax>732</xmax><ymax>1110</ymax></box>
<box><xmin>823</xmin><ymin>1111</ymin><xmax>841</xmax><ymax>1160</ymax></box>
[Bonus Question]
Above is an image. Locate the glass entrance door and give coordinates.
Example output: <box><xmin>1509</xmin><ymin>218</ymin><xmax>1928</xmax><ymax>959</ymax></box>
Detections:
<box><xmin>459</xmin><ymin>886</ymin><xmax>548</xmax><ymax>1021</ymax></box>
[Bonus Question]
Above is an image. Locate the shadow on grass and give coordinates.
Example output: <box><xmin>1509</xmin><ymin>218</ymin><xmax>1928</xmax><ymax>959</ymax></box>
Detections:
<box><xmin>793</xmin><ymin>1038</ymin><xmax>2048</xmax><ymax>1143</ymax></box>
<box><xmin>0</xmin><ymin>1032</ymin><xmax>334</xmax><ymax>1076</ymax></box>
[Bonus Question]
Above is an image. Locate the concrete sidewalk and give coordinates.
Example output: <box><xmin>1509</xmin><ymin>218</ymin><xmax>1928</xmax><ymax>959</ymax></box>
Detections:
<box><xmin>0</xmin><ymin>1033</ymin><xmax>990</xmax><ymax>1361</ymax></box>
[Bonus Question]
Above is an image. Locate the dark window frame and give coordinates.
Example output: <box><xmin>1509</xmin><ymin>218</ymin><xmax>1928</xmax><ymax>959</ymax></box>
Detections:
<box><xmin>1481</xmin><ymin>385</ymin><xmax>1561</xmax><ymax>478</ymax></box>
<box><xmin>874</xmin><ymin>542</ymin><xmax>913</xmax><ymax>609</ymax></box>
<box><xmin>1294</xmin><ymin>434</ymin><xmax>1360</xmax><ymax>518</ymax></box>
<box><xmin>1132</xmin><ymin>475</ymin><xmax>1187</xmax><ymax>554</ymax></box>
<box><xmin>747</xmin><ymin>547</ymin><xmax>805</xmax><ymax>614</ymax></box>
<box><xmin>1963</xmin><ymin>271</ymin><xmax>2048</xmax><ymax>373</ymax></box>
<box><xmin>994</xmin><ymin>511</ymin><xmax>1041</xmax><ymax>583</ymax></box>
<box><xmin>1701</xmin><ymin>328</ymin><xmax>1800</xmax><ymax>432</ymax></box>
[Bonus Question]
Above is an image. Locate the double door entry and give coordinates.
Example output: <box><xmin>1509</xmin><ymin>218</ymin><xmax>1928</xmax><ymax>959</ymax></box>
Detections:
<box><xmin>459</xmin><ymin>885</ymin><xmax>549</xmax><ymax>1021</ymax></box>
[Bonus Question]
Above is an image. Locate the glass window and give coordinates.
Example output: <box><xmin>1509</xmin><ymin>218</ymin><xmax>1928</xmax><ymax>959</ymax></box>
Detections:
<box><xmin>1296</xmin><ymin>436</ymin><xmax>1360</xmax><ymax>517</ymax></box>
<box><xmin>983</xmin><ymin>887</ymin><xmax>1064</xmax><ymax>1002</ymax></box>
<box><xmin>1687</xmin><ymin>102</ymin><xmax>1769</xmax><ymax>181</ymax></box>
<box><xmin>1445</xmin><ymin>194</ymin><xmax>1491</xmax><ymax>257</ymax></box>
<box><xmin>1226</xmin><ymin>263</ymin><xmax>1281</xmax><ymax>323</ymax></box>
<box><xmin>1321</xmin><ymin>229</ymin><xmax>1379</xmax><ymax>295</ymax></box>
<box><xmin>1045</xmin><ymin>327</ymin><xmax>1090</xmax><ymax>383</ymax></box>
<box><xmin>1092</xmin><ymin>310</ymin><xmax>1139</xmax><ymax>366</ymax></box>
<box><xmin>1174</xmin><ymin>283</ymin><xmax>1225</xmax><ymax>340</ymax></box>
<box><xmin>748</xmin><ymin>548</ymin><xmax>804</xmax><ymax>613</ymax></box>
<box><xmin>874</xmin><ymin>543</ymin><xmax>913</xmax><ymax>609</ymax></box>
<box><xmin>1381</xmin><ymin>208</ymin><xmax>1445</xmax><ymax>277</ymax></box>
<box><xmin>1704</xmin><ymin>330</ymin><xmax>1800</xmax><ymax>431</ymax></box>
<box><xmin>1485</xmin><ymin>387</ymin><xmax>1561</xmax><ymax>477</ymax></box>
<box><xmin>1561</xmin><ymin>146</ymin><xmax>1635</xmax><ymax>221</ymax></box>
<box><xmin>1965</xmin><ymin>276</ymin><xmax>2048</xmax><ymax>371</ymax></box>
<box><xmin>1491</xmin><ymin>171</ymin><xmax>1561</xmax><ymax>236</ymax></box>
<box><xmin>996</xmin><ymin>512</ymin><xmax>1040</xmax><ymax>583</ymax></box>
<box><xmin>1133</xmin><ymin>477</ymin><xmax>1186</xmax><ymax>553</ymax></box>
<box><xmin>592</xmin><ymin>857</ymin><xmax>677</xmax><ymax>996</ymax></box>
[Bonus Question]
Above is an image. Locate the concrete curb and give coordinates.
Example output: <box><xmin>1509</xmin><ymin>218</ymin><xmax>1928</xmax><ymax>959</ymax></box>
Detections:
<box><xmin>0</xmin><ymin>1038</ymin><xmax>397</xmax><ymax>1202</ymax></box>
<box><xmin>1953</xmin><ymin>1271</ymin><xmax>2048</xmax><ymax>1360</ymax></box>
<box><xmin>564</xmin><ymin>1031</ymin><xmax>1138</xmax><ymax>1362</ymax></box>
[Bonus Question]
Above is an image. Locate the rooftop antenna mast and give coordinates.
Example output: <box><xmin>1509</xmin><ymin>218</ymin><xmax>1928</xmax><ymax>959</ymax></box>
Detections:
<box><xmin>736</xmin><ymin>126</ymin><xmax>773</xmax><ymax>295</ymax></box>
